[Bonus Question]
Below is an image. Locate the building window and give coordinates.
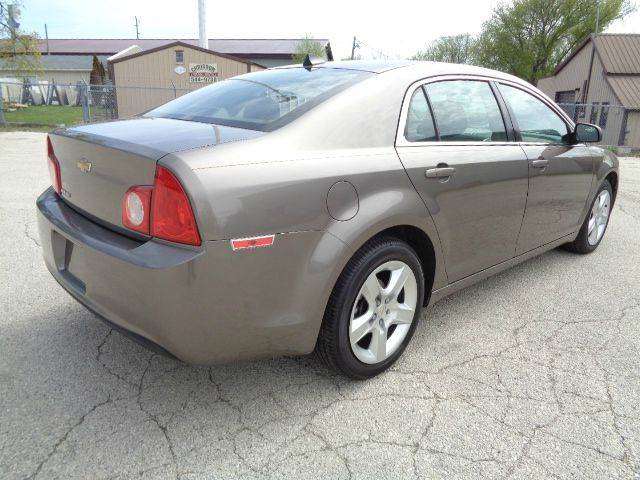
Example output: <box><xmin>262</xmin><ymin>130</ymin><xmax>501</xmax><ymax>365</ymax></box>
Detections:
<box><xmin>590</xmin><ymin>102</ymin><xmax>600</xmax><ymax>124</ymax></box>
<box><xmin>599</xmin><ymin>102</ymin><xmax>610</xmax><ymax>128</ymax></box>
<box><xmin>555</xmin><ymin>90</ymin><xmax>576</xmax><ymax>104</ymax></box>
<box><xmin>175</xmin><ymin>50</ymin><xmax>184</xmax><ymax>64</ymax></box>
<box><xmin>555</xmin><ymin>90</ymin><xmax>580</xmax><ymax>119</ymax></box>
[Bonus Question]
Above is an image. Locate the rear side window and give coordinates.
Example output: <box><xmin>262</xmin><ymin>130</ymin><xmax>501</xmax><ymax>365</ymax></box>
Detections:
<box><xmin>145</xmin><ymin>67</ymin><xmax>373</xmax><ymax>132</ymax></box>
<box><xmin>424</xmin><ymin>80</ymin><xmax>507</xmax><ymax>142</ymax></box>
<box><xmin>499</xmin><ymin>84</ymin><xmax>570</xmax><ymax>144</ymax></box>
<box><xmin>404</xmin><ymin>88</ymin><xmax>437</xmax><ymax>142</ymax></box>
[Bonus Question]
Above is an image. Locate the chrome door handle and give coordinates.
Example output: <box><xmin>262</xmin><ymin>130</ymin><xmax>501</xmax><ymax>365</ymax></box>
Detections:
<box><xmin>531</xmin><ymin>159</ymin><xmax>549</xmax><ymax>169</ymax></box>
<box><xmin>425</xmin><ymin>167</ymin><xmax>456</xmax><ymax>178</ymax></box>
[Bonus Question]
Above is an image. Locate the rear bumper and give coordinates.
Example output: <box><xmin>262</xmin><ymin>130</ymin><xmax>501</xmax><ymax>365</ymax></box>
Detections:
<box><xmin>52</xmin><ymin>274</ymin><xmax>178</xmax><ymax>359</ymax></box>
<box><xmin>37</xmin><ymin>188</ymin><xmax>342</xmax><ymax>364</ymax></box>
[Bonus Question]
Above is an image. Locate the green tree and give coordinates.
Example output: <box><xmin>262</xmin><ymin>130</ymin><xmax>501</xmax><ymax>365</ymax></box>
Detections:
<box><xmin>0</xmin><ymin>2</ymin><xmax>41</xmax><ymax>74</ymax></box>
<box><xmin>292</xmin><ymin>35</ymin><xmax>327</xmax><ymax>63</ymax></box>
<box><xmin>412</xmin><ymin>34</ymin><xmax>478</xmax><ymax>64</ymax></box>
<box><xmin>475</xmin><ymin>0</ymin><xmax>634</xmax><ymax>84</ymax></box>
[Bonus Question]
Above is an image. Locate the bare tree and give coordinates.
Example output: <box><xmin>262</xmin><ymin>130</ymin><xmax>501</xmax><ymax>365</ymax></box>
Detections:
<box><xmin>0</xmin><ymin>2</ymin><xmax>41</xmax><ymax>75</ymax></box>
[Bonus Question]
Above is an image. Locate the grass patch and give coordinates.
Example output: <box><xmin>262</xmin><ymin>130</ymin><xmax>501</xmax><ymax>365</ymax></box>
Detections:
<box><xmin>0</xmin><ymin>124</ymin><xmax>54</xmax><ymax>132</ymax></box>
<box><xmin>2</xmin><ymin>105</ymin><xmax>83</xmax><ymax>127</ymax></box>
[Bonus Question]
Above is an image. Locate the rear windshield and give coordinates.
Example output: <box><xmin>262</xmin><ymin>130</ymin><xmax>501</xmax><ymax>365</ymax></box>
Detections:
<box><xmin>145</xmin><ymin>67</ymin><xmax>373</xmax><ymax>132</ymax></box>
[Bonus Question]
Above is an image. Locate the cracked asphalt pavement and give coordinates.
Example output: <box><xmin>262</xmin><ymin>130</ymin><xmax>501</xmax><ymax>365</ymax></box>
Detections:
<box><xmin>1</xmin><ymin>131</ymin><xmax>640</xmax><ymax>479</ymax></box>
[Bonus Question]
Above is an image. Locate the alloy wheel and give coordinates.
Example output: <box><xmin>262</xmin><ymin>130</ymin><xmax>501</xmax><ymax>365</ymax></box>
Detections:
<box><xmin>349</xmin><ymin>260</ymin><xmax>418</xmax><ymax>364</ymax></box>
<box><xmin>587</xmin><ymin>189</ymin><xmax>611</xmax><ymax>246</ymax></box>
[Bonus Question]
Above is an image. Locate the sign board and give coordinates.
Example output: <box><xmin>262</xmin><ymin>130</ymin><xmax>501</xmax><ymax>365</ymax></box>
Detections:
<box><xmin>189</xmin><ymin>63</ymin><xmax>218</xmax><ymax>83</ymax></box>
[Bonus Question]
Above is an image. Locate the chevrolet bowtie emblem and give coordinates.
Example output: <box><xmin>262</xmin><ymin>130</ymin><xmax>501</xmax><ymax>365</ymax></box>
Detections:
<box><xmin>77</xmin><ymin>159</ymin><xmax>92</xmax><ymax>173</ymax></box>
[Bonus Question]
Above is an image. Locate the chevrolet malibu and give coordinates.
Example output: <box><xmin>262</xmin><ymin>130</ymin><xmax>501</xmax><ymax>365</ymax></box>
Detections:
<box><xmin>37</xmin><ymin>60</ymin><xmax>618</xmax><ymax>378</ymax></box>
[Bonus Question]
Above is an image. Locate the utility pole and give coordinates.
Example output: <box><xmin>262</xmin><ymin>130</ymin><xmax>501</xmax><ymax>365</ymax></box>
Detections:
<box><xmin>595</xmin><ymin>0</ymin><xmax>601</xmax><ymax>33</ymax></box>
<box><xmin>134</xmin><ymin>16</ymin><xmax>140</xmax><ymax>39</ymax></box>
<box><xmin>198</xmin><ymin>0</ymin><xmax>207</xmax><ymax>49</ymax></box>
<box><xmin>0</xmin><ymin>84</ymin><xmax>6</xmax><ymax>127</ymax></box>
<box><xmin>350</xmin><ymin>36</ymin><xmax>357</xmax><ymax>60</ymax></box>
<box><xmin>44</xmin><ymin>23</ymin><xmax>50</xmax><ymax>54</ymax></box>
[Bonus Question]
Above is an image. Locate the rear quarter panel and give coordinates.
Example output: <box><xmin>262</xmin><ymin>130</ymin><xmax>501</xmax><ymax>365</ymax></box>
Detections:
<box><xmin>164</xmin><ymin>142</ymin><xmax>447</xmax><ymax>354</ymax></box>
<box><xmin>156</xmin><ymin>70</ymin><xmax>452</xmax><ymax>354</ymax></box>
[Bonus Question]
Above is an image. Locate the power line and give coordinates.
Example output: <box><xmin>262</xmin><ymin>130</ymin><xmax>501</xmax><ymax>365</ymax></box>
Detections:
<box><xmin>354</xmin><ymin>38</ymin><xmax>399</xmax><ymax>61</ymax></box>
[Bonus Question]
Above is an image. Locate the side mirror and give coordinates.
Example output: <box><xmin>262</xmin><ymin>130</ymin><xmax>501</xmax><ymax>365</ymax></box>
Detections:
<box><xmin>574</xmin><ymin>123</ymin><xmax>602</xmax><ymax>143</ymax></box>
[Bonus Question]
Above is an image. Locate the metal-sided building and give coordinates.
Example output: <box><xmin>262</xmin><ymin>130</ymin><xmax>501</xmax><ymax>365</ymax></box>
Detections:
<box><xmin>0</xmin><ymin>54</ymin><xmax>108</xmax><ymax>84</ymax></box>
<box><xmin>537</xmin><ymin>34</ymin><xmax>640</xmax><ymax>149</ymax></box>
<box><xmin>27</xmin><ymin>37</ymin><xmax>330</xmax><ymax>81</ymax></box>
<box><xmin>109</xmin><ymin>41</ymin><xmax>264</xmax><ymax>118</ymax></box>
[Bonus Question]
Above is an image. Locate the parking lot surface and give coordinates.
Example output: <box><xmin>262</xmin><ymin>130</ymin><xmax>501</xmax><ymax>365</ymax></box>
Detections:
<box><xmin>1</xmin><ymin>131</ymin><xmax>639</xmax><ymax>479</ymax></box>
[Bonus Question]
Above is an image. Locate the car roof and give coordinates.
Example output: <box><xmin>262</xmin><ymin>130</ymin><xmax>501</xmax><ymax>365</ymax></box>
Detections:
<box><xmin>270</xmin><ymin>60</ymin><xmax>530</xmax><ymax>87</ymax></box>
<box><xmin>316</xmin><ymin>60</ymin><xmax>530</xmax><ymax>86</ymax></box>
<box><xmin>313</xmin><ymin>59</ymin><xmax>414</xmax><ymax>73</ymax></box>
<box><xmin>270</xmin><ymin>59</ymin><xmax>413</xmax><ymax>73</ymax></box>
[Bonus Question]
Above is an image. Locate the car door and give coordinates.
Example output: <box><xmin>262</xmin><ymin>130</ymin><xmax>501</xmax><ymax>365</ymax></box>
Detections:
<box><xmin>395</xmin><ymin>78</ymin><xmax>529</xmax><ymax>283</ymax></box>
<box><xmin>496</xmin><ymin>83</ymin><xmax>597</xmax><ymax>254</ymax></box>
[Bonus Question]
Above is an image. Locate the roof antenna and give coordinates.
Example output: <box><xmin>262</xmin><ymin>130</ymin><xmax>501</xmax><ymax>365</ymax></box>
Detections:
<box><xmin>303</xmin><ymin>54</ymin><xmax>313</xmax><ymax>70</ymax></box>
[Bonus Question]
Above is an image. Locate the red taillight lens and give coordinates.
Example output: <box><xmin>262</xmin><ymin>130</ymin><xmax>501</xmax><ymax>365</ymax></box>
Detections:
<box><xmin>121</xmin><ymin>166</ymin><xmax>201</xmax><ymax>246</ymax></box>
<box><xmin>47</xmin><ymin>136</ymin><xmax>62</xmax><ymax>194</ymax></box>
<box><xmin>122</xmin><ymin>186</ymin><xmax>152</xmax><ymax>234</ymax></box>
<box><xmin>150</xmin><ymin>166</ymin><xmax>201</xmax><ymax>246</ymax></box>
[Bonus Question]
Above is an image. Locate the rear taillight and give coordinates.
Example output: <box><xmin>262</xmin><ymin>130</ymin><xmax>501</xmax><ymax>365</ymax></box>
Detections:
<box><xmin>151</xmin><ymin>166</ymin><xmax>201</xmax><ymax>246</ymax></box>
<box><xmin>121</xmin><ymin>166</ymin><xmax>201</xmax><ymax>246</ymax></box>
<box><xmin>46</xmin><ymin>136</ymin><xmax>62</xmax><ymax>194</ymax></box>
<box><xmin>122</xmin><ymin>186</ymin><xmax>153</xmax><ymax>234</ymax></box>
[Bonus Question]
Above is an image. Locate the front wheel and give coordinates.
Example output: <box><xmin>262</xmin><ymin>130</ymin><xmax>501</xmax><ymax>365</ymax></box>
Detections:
<box><xmin>564</xmin><ymin>180</ymin><xmax>613</xmax><ymax>254</ymax></box>
<box><xmin>316</xmin><ymin>237</ymin><xmax>425</xmax><ymax>379</ymax></box>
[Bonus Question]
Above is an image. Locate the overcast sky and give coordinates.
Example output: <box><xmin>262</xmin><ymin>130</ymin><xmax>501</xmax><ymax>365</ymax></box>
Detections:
<box><xmin>17</xmin><ymin>0</ymin><xmax>640</xmax><ymax>59</ymax></box>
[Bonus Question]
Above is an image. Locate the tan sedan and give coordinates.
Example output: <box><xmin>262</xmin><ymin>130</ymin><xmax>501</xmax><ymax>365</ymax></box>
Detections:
<box><xmin>37</xmin><ymin>60</ymin><xmax>618</xmax><ymax>378</ymax></box>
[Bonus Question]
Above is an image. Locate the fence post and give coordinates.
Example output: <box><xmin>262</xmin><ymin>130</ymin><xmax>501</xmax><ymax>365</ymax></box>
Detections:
<box><xmin>0</xmin><ymin>84</ymin><xmax>6</xmax><ymax>126</ymax></box>
<box><xmin>619</xmin><ymin>108</ymin><xmax>629</xmax><ymax>148</ymax></box>
<box><xmin>80</xmin><ymin>82</ymin><xmax>89</xmax><ymax>123</ymax></box>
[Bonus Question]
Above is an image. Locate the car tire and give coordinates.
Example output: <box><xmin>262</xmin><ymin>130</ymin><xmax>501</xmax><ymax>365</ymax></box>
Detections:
<box><xmin>316</xmin><ymin>237</ymin><xmax>425</xmax><ymax>379</ymax></box>
<box><xmin>563</xmin><ymin>180</ymin><xmax>613</xmax><ymax>254</ymax></box>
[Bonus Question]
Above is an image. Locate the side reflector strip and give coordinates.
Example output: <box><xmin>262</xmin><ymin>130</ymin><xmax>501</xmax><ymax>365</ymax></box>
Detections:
<box><xmin>231</xmin><ymin>234</ymin><xmax>275</xmax><ymax>251</ymax></box>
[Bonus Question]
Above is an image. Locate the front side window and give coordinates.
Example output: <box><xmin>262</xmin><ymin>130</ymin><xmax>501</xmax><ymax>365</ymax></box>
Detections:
<box><xmin>499</xmin><ymin>84</ymin><xmax>570</xmax><ymax>144</ymax></box>
<box><xmin>146</xmin><ymin>67</ymin><xmax>373</xmax><ymax>131</ymax></box>
<box><xmin>404</xmin><ymin>88</ymin><xmax>437</xmax><ymax>142</ymax></box>
<box><xmin>424</xmin><ymin>80</ymin><xmax>507</xmax><ymax>142</ymax></box>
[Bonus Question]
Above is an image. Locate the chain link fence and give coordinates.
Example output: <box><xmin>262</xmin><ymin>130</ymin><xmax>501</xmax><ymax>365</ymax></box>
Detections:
<box><xmin>0</xmin><ymin>80</ymin><xmax>190</xmax><ymax>127</ymax></box>
<box><xmin>0</xmin><ymin>80</ymin><xmax>635</xmax><ymax>151</ymax></box>
<box><xmin>557</xmin><ymin>102</ymin><xmax>630</xmax><ymax>149</ymax></box>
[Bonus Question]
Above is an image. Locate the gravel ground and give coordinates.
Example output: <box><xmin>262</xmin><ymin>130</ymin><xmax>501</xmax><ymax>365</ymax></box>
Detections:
<box><xmin>1</xmin><ymin>131</ymin><xmax>639</xmax><ymax>480</ymax></box>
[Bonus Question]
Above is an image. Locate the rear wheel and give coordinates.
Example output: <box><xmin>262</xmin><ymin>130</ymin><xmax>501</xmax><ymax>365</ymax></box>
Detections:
<box><xmin>316</xmin><ymin>237</ymin><xmax>425</xmax><ymax>379</ymax></box>
<box><xmin>564</xmin><ymin>180</ymin><xmax>613</xmax><ymax>254</ymax></box>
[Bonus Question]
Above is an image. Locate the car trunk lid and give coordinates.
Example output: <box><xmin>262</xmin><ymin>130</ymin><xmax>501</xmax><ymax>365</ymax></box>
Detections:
<box><xmin>50</xmin><ymin>117</ymin><xmax>263</xmax><ymax>232</ymax></box>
